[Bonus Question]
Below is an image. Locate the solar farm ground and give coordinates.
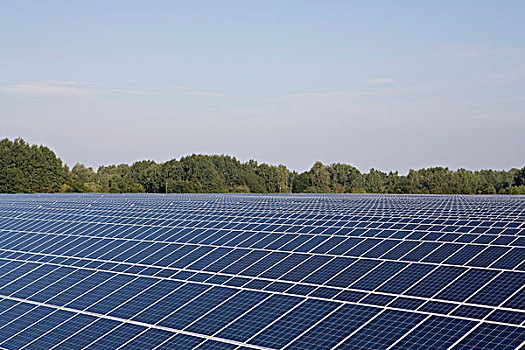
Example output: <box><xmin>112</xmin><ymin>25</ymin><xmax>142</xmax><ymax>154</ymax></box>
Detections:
<box><xmin>0</xmin><ymin>193</ymin><xmax>523</xmax><ymax>349</ymax></box>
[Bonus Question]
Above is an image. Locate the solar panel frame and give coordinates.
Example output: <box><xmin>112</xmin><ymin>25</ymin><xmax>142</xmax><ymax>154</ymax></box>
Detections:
<box><xmin>0</xmin><ymin>193</ymin><xmax>522</xmax><ymax>349</ymax></box>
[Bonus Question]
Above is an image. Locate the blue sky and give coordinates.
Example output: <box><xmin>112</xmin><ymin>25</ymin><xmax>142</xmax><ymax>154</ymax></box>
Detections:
<box><xmin>1</xmin><ymin>1</ymin><xmax>524</xmax><ymax>172</ymax></box>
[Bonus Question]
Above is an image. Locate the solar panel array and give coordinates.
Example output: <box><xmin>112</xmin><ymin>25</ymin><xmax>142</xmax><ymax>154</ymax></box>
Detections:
<box><xmin>0</xmin><ymin>193</ymin><xmax>523</xmax><ymax>350</ymax></box>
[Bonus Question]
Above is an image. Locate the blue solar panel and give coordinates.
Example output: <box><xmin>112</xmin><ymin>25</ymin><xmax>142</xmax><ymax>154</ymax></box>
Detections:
<box><xmin>335</xmin><ymin>309</ymin><xmax>427</xmax><ymax>349</ymax></box>
<box><xmin>0</xmin><ymin>193</ymin><xmax>522</xmax><ymax>349</ymax></box>
<box><xmin>390</xmin><ymin>316</ymin><xmax>477</xmax><ymax>349</ymax></box>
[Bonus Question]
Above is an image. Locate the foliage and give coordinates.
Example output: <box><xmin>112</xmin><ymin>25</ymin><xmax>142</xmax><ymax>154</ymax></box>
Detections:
<box><xmin>0</xmin><ymin>138</ymin><xmax>524</xmax><ymax>194</ymax></box>
<box><xmin>0</xmin><ymin>138</ymin><xmax>68</xmax><ymax>193</ymax></box>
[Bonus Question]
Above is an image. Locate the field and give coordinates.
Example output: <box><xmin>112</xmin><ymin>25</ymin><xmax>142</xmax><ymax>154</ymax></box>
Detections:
<box><xmin>0</xmin><ymin>194</ymin><xmax>523</xmax><ymax>349</ymax></box>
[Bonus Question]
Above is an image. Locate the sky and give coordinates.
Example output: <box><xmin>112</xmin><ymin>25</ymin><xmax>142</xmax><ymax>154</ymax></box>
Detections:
<box><xmin>1</xmin><ymin>1</ymin><xmax>524</xmax><ymax>173</ymax></box>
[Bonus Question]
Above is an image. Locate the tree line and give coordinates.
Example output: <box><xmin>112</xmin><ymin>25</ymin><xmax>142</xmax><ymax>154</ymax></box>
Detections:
<box><xmin>1</xmin><ymin>138</ymin><xmax>524</xmax><ymax>194</ymax></box>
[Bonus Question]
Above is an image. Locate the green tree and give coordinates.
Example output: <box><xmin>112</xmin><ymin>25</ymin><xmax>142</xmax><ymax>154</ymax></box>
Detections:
<box><xmin>365</xmin><ymin>168</ymin><xmax>387</xmax><ymax>193</ymax></box>
<box><xmin>292</xmin><ymin>172</ymin><xmax>310</xmax><ymax>193</ymax></box>
<box><xmin>1</xmin><ymin>137</ymin><xmax>523</xmax><ymax>195</ymax></box>
<box><xmin>0</xmin><ymin>138</ymin><xmax>68</xmax><ymax>193</ymax></box>
<box><xmin>310</xmin><ymin>162</ymin><xmax>330</xmax><ymax>192</ymax></box>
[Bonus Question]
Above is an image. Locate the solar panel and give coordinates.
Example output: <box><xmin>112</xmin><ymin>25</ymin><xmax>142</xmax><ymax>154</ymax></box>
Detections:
<box><xmin>0</xmin><ymin>193</ymin><xmax>523</xmax><ymax>349</ymax></box>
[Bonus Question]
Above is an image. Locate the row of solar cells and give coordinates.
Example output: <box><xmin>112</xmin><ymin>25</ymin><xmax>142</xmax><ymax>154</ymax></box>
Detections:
<box><xmin>1</xmin><ymin>212</ymin><xmax>524</xmax><ymax>246</ymax></box>
<box><xmin>2</xmin><ymin>204</ymin><xmax>523</xmax><ymax>239</ymax></box>
<box><xmin>0</xmin><ymin>259</ymin><xmax>523</xmax><ymax>350</ymax></box>
<box><xmin>0</xmin><ymin>229</ymin><xmax>523</xmax><ymax>294</ymax></box>
<box><xmin>9</xmin><ymin>200</ymin><xmax>522</xmax><ymax>219</ymax></box>
<box><xmin>0</xmin><ymin>219</ymin><xmax>521</xmax><ymax>248</ymax></box>
<box><xmin>0</xmin><ymin>230</ymin><xmax>523</xmax><ymax>321</ymax></box>
<box><xmin>0</xmin><ymin>297</ymin><xmax>245</xmax><ymax>350</ymax></box>
<box><xmin>3</xmin><ymin>194</ymin><xmax>524</xmax><ymax>217</ymax></box>
<box><xmin>3</xmin><ymin>199</ymin><xmax>524</xmax><ymax>225</ymax></box>
<box><xmin>0</xmin><ymin>252</ymin><xmax>524</xmax><ymax>328</ymax></box>
<box><xmin>1</xmin><ymin>222</ymin><xmax>523</xmax><ymax>270</ymax></box>
<box><xmin>4</xmin><ymin>206</ymin><xmax>524</xmax><ymax>234</ymax></box>
<box><xmin>6</xmin><ymin>199</ymin><xmax>525</xmax><ymax>221</ymax></box>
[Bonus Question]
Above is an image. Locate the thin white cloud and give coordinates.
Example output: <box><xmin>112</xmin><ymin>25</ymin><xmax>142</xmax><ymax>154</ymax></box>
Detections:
<box><xmin>473</xmin><ymin>64</ymin><xmax>525</xmax><ymax>85</ymax></box>
<box><xmin>363</xmin><ymin>78</ymin><xmax>395</xmax><ymax>85</ymax></box>
<box><xmin>113</xmin><ymin>89</ymin><xmax>155</xmax><ymax>96</ymax></box>
<box><xmin>187</xmin><ymin>91</ymin><xmax>227</xmax><ymax>97</ymax></box>
<box><xmin>1</xmin><ymin>81</ymin><xmax>103</xmax><ymax>97</ymax></box>
<box><xmin>170</xmin><ymin>85</ymin><xmax>226</xmax><ymax>97</ymax></box>
<box><xmin>1</xmin><ymin>81</ymin><xmax>156</xmax><ymax>98</ymax></box>
<box><xmin>60</xmin><ymin>81</ymin><xmax>101</xmax><ymax>86</ymax></box>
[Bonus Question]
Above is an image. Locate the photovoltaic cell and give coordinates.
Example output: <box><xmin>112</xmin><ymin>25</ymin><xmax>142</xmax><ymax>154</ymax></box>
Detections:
<box><xmin>390</xmin><ymin>316</ymin><xmax>476</xmax><ymax>349</ymax></box>
<box><xmin>285</xmin><ymin>304</ymin><xmax>380</xmax><ymax>350</ymax></box>
<box><xmin>0</xmin><ymin>193</ymin><xmax>522</xmax><ymax>349</ymax></box>
<box><xmin>335</xmin><ymin>309</ymin><xmax>426</xmax><ymax>349</ymax></box>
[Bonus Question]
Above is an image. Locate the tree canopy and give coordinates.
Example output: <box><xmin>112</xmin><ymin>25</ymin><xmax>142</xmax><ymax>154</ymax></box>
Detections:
<box><xmin>1</xmin><ymin>138</ymin><xmax>524</xmax><ymax>194</ymax></box>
